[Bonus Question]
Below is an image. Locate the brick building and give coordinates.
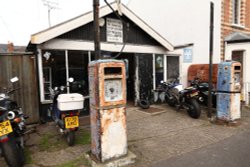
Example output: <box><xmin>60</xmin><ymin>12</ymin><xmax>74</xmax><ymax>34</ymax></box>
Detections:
<box><xmin>222</xmin><ymin>0</ymin><xmax>250</xmax><ymax>58</ymax></box>
<box><xmin>222</xmin><ymin>0</ymin><xmax>250</xmax><ymax>104</ymax></box>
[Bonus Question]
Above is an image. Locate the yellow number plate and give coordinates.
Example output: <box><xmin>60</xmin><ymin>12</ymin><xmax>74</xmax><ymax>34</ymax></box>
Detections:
<box><xmin>65</xmin><ymin>116</ymin><xmax>79</xmax><ymax>129</ymax></box>
<box><xmin>190</xmin><ymin>92</ymin><xmax>198</xmax><ymax>97</ymax></box>
<box><xmin>0</xmin><ymin>120</ymin><xmax>13</xmax><ymax>137</ymax></box>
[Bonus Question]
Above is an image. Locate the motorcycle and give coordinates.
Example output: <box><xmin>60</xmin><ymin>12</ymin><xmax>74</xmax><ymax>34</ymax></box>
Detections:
<box><xmin>159</xmin><ymin>78</ymin><xmax>201</xmax><ymax>119</ymax></box>
<box><xmin>0</xmin><ymin>77</ymin><xmax>28</xmax><ymax>167</ymax></box>
<box><xmin>189</xmin><ymin>77</ymin><xmax>217</xmax><ymax>108</ymax></box>
<box><xmin>48</xmin><ymin>78</ymin><xmax>84</xmax><ymax>146</ymax></box>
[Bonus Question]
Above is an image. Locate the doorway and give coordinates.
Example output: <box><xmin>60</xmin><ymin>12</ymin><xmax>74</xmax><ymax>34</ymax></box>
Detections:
<box><xmin>232</xmin><ymin>50</ymin><xmax>244</xmax><ymax>80</ymax></box>
<box><xmin>117</xmin><ymin>53</ymin><xmax>135</xmax><ymax>102</ymax></box>
<box><xmin>167</xmin><ymin>56</ymin><xmax>180</xmax><ymax>79</ymax></box>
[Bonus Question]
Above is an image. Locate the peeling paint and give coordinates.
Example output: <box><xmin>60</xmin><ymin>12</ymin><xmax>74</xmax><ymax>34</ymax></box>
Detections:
<box><xmin>89</xmin><ymin>59</ymin><xmax>127</xmax><ymax>162</ymax></box>
<box><xmin>217</xmin><ymin>93</ymin><xmax>241</xmax><ymax>121</ymax></box>
<box><xmin>135</xmin><ymin>56</ymin><xmax>140</xmax><ymax>105</ymax></box>
<box><xmin>100</xmin><ymin>107</ymin><xmax>127</xmax><ymax>162</ymax></box>
<box><xmin>216</xmin><ymin>61</ymin><xmax>241</xmax><ymax>121</ymax></box>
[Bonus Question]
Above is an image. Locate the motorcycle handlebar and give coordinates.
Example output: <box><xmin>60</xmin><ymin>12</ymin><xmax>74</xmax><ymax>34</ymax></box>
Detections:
<box><xmin>7</xmin><ymin>87</ymin><xmax>21</xmax><ymax>95</ymax></box>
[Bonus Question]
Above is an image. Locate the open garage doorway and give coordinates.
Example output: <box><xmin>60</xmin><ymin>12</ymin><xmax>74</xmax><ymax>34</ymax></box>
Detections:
<box><xmin>116</xmin><ymin>53</ymin><xmax>135</xmax><ymax>103</ymax></box>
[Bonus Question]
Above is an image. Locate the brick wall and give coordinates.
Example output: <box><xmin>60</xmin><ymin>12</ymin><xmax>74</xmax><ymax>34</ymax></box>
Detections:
<box><xmin>221</xmin><ymin>0</ymin><xmax>250</xmax><ymax>59</ymax></box>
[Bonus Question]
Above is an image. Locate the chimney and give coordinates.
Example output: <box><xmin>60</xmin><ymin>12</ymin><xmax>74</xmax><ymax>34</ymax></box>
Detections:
<box><xmin>7</xmin><ymin>42</ymin><xmax>14</xmax><ymax>52</ymax></box>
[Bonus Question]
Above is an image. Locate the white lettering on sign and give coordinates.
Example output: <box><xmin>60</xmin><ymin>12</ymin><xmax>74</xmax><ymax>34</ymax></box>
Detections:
<box><xmin>106</xmin><ymin>18</ymin><xmax>123</xmax><ymax>43</ymax></box>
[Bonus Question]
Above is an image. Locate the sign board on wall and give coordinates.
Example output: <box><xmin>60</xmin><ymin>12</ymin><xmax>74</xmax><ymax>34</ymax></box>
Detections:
<box><xmin>183</xmin><ymin>48</ymin><xmax>193</xmax><ymax>63</ymax></box>
<box><xmin>106</xmin><ymin>18</ymin><xmax>123</xmax><ymax>43</ymax></box>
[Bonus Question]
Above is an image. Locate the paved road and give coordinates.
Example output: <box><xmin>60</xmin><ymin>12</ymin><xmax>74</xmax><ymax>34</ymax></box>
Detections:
<box><xmin>152</xmin><ymin>129</ymin><xmax>250</xmax><ymax>167</ymax></box>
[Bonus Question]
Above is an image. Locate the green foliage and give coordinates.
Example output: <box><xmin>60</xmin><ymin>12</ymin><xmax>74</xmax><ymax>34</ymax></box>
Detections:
<box><xmin>38</xmin><ymin>133</ymin><xmax>66</xmax><ymax>151</ymax></box>
<box><xmin>24</xmin><ymin>148</ymin><xmax>33</xmax><ymax>164</ymax></box>
<box><xmin>57</xmin><ymin>155</ymin><xmax>91</xmax><ymax>167</ymax></box>
<box><xmin>75</xmin><ymin>129</ymin><xmax>91</xmax><ymax>145</ymax></box>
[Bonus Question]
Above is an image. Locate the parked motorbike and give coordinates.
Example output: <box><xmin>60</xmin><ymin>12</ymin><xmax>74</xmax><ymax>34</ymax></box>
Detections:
<box><xmin>0</xmin><ymin>77</ymin><xmax>28</xmax><ymax>167</ymax></box>
<box><xmin>189</xmin><ymin>77</ymin><xmax>217</xmax><ymax>108</ymax></box>
<box><xmin>159</xmin><ymin>78</ymin><xmax>201</xmax><ymax>119</ymax></box>
<box><xmin>48</xmin><ymin>78</ymin><xmax>84</xmax><ymax>146</ymax></box>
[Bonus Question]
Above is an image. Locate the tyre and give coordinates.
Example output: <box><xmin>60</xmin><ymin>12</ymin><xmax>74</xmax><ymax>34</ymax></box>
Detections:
<box><xmin>1</xmin><ymin>136</ymin><xmax>25</xmax><ymax>167</ymax></box>
<box><xmin>66</xmin><ymin>131</ymin><xmax>75</xmax><ymax>146</ymax></box>
<box><xmin>167</xmin><ymin>95</ymin><xmax>178</xmax><ymax>107</ymax></box>
<box><xmin>187</xmin><ymin>98</ymin><xmax>201</xmax><ymax>119</ymax></box>
<box><xmin>138</xmin><ymin>99</ymin><xmax>150</xmax><ymax>109</ymax></box>
<box><xmin>168</xmin><ymin>98</ymin><xmax>176</xmax><ymax>107</ymax></box>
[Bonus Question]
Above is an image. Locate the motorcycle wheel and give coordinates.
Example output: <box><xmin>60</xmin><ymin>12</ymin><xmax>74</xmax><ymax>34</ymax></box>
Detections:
<box><xmin>167</xmin><ymin>96</ymin><xmax>178</xmax><ymax>107</ymax></box>
<box><xmin>66</xmin><ymin>131</ymin><xmax>75</xmax><ymax>146</ymax></box>
<box><xmin>187</xmin><ymin>98</ymin><xmax>201</xmax><ymax>119</ymax></box>
<box><xmin>1</xmin><ymin>136</ymin><xmax>25</xmax><ymax>167</ymax></box>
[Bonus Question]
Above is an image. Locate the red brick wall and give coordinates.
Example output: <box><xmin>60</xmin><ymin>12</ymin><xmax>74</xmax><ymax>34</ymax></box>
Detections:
<box><xmin>221</xmin><ymin>0</ymin><xmax>250</xmax><ymax>59</ymax></box>
<box><xmin>246</xmin><ymin>0</ymin><xmax>250</xmax><ymax>27</ymax></box>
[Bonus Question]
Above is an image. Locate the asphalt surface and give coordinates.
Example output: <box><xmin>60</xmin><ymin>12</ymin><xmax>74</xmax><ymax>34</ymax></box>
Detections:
<box><xmin>152</xmin><ymin>129</ymin><xmax>250</xmax><ymax>167</ymax></box>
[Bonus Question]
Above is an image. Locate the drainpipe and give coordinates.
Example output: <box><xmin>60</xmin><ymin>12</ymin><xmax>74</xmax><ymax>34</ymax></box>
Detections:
<box><xmin>208</xmin><ymin>2</ymin><xmax>214</xmax><ymax>118</ymax></box>
<box><xmin>93</xmin><ymin>0</ymin><xmax>101</xmax><ymax>60</ymax></box>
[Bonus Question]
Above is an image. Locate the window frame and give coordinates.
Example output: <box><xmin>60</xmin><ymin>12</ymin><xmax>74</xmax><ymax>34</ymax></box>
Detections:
<box><xmin>232</xmin><ymin>0</ymin><xmax>241</xmax><ymax>25</ymax></box>
<box><xmin>38</xmin><ymin>49</ymin><xmax>92</xmax><ymax>103</ymax></box>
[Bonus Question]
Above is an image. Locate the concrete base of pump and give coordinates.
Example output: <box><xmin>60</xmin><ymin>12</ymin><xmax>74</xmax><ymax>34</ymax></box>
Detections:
<box><xmin>84</xmin><ymin>150</ymin><xmax>136</xmax><ymax>167</ymax></box>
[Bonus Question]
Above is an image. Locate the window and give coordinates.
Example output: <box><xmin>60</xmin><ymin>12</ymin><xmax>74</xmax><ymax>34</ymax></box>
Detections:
<box><xmin>43</xmin><ymin>67</ymin><xmax>52</xmax><ymax>100</ymax></box>
<box><xmin>155</xmin><ymin>54</ymin><xmax>164</xmax><ymax>87</ymax></box>
<box><xmin>41</xmin><ymin>50</ymin><xmax>91</xmax><ymax>101</ymax></box>
<box><xmin>232</xmin><ymin>0</ymin><xmax>241</xmax><ymax>25</ymax></box>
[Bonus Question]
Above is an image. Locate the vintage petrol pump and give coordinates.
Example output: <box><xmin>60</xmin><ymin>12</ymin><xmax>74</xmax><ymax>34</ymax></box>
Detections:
<box><xmin>217</xmin><ymin>61</ymin><xmax>241</xmax><ymax>121</ymax></box>
<box><xmin>88</xmin><ymin>59</ymin><xmax>127</xmax><ymax>162</ymax></box>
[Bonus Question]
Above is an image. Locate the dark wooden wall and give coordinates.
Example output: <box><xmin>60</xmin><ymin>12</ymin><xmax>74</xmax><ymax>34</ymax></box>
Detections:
<box><xmin>0</xmin><ymin>54</ymin><xmax>39</xmax><ymax>124</ymax></box>
<box><xmin>57</xmin><ymin>13</ymin><xmax>160</xmax><ymax>46</ymax></box>
<box><xmin>137</xmin><ymin>54</ymin><xmax>153</xmax><ymax>100</ymax></box>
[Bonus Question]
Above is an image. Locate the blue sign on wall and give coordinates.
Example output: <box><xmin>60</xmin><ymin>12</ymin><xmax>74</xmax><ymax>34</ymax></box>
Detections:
<box><xmin>183</xmin><ymin>48</ymin><xmax>192</xmax><ymax>63</ymax></box>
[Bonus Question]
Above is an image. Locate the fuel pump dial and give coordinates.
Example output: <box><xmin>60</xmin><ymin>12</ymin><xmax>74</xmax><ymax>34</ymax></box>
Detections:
<box><xmin>104</xmin><ymin>79</ymin><xmax>122</xmax><ymax>102</ymax></box>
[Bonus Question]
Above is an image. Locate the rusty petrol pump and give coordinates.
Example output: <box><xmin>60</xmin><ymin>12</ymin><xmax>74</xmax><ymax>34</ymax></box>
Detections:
<box><xmin>216</xmin><ymin>61</ymin><xmax>241</xmax><ymax>122</ymax></box>
<box><xmin>88</xmin><ymin>59</ymin><xmax>128</xmax><ymax>162</ymax></box>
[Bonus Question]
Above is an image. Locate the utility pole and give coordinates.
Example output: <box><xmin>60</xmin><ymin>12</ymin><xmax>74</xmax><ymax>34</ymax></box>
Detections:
<box><xmin>43</xmin><ymin>0</ymin><xmax>59</xmax><ymax>27</ymax></box>
<box><xmin>93</xmin><ymin>0</ymin><xmax>101</xmax><ymax>60</ymax></box>
<box><xmin>208</xmin><ymin>2</ymin><xmax>214</xmax><ymax>118</ymax></box>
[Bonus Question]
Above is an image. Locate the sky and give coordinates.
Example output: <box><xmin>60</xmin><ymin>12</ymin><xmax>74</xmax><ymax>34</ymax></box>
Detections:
<box><xmin>0</xmin><ymin>0</ymin><xmax>129</xmax><ymax>46</ymax></box>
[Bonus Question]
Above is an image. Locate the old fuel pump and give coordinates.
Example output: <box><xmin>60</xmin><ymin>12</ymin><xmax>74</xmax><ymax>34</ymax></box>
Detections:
<box><xmin>88</xmin><ymin>59</ymin><xmax>127</xmax><ymax>162</ymax></box>
<box><xmin>217</xmin><ymin>61</ymin><xmax>241</xmax><ymax>122</ymax></box>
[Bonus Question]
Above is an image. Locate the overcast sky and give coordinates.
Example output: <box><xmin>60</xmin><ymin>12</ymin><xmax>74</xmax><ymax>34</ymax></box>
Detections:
<box><xmin>0</xmin><ymin>0</ymin><xmax>129</xmax><ymax>46</ymax></box>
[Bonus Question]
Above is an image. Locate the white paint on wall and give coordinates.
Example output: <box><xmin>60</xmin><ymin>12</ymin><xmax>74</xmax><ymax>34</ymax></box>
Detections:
<box><xmin>225</xmin><ymin>42</ymin><xmax>250</xmax><ymax>83</ymax></box>
<box><xmin>128</xmin><ymin>0</ymin><xmax>221</xmax><ymax>86</ymax></box>
<box><xmin>225</xmin><ymin>42</ymin><xmax>250</xmax><ymax>102</ymax></box>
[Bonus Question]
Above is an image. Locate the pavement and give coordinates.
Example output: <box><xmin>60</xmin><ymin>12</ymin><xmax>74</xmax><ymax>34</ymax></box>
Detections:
<box><xmin>1</xmin><ymin>104</ymin><xmax>250</xmax><ymax>167</ymax></box>
<box><xmin>152</xmin><ymin>129</ymin><xmax>250</xmax><ymax>167</ymax></box>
